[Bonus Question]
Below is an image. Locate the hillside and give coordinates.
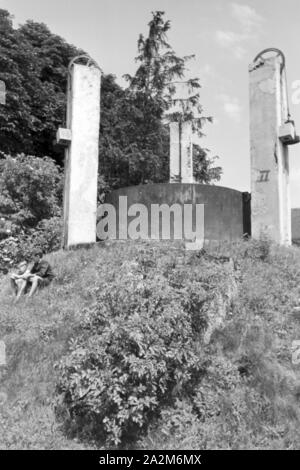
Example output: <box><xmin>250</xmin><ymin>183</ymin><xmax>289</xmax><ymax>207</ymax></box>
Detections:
<box><xmin>1</xmin><ymin>239</ymin><xmax>300</xmax><ymax>449</ymax></box>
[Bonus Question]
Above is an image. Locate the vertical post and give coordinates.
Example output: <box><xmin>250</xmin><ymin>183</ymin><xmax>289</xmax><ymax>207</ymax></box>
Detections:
<box><xmin>181</xmin><ymin>121</ymin><xmax>194</xmax><ymax>183</ymax></box>
<box><xmin>62</xmin><ymin>62</ymin><xmax>101</xmax><ymax>248</ymax></box>
<box><xmin>249</xmin><ymin>54</ymin><xmax>291</xmax><ymax>245</ymax></box>
<box><xmin>169</xmin><ymin>122</ymin><xmax>180</xmax><ymax>182</ymax></box>
<box><xmin>169</xmin><ymin>121</ymin><xmax>194</xmax><ymax>183</ymax></box>
<box><xmin>169</xmin><ymin>81</ymin><xmax>194</xmax><ymax>184</ymax></box>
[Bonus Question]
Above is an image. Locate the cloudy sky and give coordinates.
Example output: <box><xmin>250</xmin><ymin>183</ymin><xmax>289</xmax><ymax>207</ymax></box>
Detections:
<box><xmin>2</xmin><ymin>0</ymin><xmax>300</xmax><ymax>205</ymax></box>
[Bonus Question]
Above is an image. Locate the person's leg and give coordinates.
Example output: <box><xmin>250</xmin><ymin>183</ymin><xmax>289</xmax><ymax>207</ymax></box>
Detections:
<box><xmin>27</xmin><ymin>275</ymin><xmax>42</xmax><ymax>297</ymax></box>
<box><xmin>10</xmin><ymin>277</ymin><xmax>18</xmax><ymax>296</ymax></box>
<box><xmin>14</xmin><ymin>279</ymin><xmax>27</xmax><ymax>303</ymax></box>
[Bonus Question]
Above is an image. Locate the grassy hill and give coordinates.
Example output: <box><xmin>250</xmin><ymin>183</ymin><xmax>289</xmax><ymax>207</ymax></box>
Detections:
<box><xmin>1</xmin><ymin>239</ymin><xmax>300</xmax><ymax>449</ymax></box>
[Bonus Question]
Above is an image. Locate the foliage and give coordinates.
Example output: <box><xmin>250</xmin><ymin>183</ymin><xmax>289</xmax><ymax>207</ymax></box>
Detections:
<box><xmin>55</xmin><ymin>251</ymin><xmax>217</xmax><ymax>446</ymax></box>
<box><xmin>0</xmin><ymin>245</ymin><xmax>104</xmax><ymax>450</ymax></box>
<box><xmin>0</xmin><ymin>216</ymin><xmax>62</xmax><ymax>272</ymax></box>
<box><xmin>193</xmin><ymin>144</ymin><xmax>222</xmax><ymax>184</ymax></box>
<box><xmin>99</xmin><ymin>11</ymin><xmax>222</xmax><ymax>188</ymax></box>
<box><xmin>0</xmin><ymin>9</ymin><xmax>83</xmax><ymax>162</ymax></box>
<box><xmin>138</xmin><ymin>240</ymin><xmax>300</xmax><ymax>450</ymax></box>
<box><xmin>0</xmin><ymin>154</ymin><xmax>63</xmax><ymax>270</ymax></box>
<box><xmin>123</xmin><ymin>11</ymin><xmax>222</xmax><ymax>185</ymax></box>
<box><xmin>0</xmin><ymin>8</ymin><xmax>221</xmax><ymax>189</ymax></box>
<box><xmin>0</xmin><ymin>154</ymin><xmax>63</xmax><ymax>229</ymax></box>
<box><xmin>2</xmin><ymin>240</ymin><xmax>300</xmax><ymax>449</ymax></box>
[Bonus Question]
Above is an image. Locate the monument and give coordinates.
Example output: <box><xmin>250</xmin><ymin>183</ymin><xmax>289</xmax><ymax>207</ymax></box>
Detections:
<box><xmin>57</xmin><ymin>48</ymin><xmax>300</xmax><ymax>250</ymax></box>
<box><xmin>249</xmin><ymin>48</ymin><xmax>299</xmax><ymax>246</ymax></box>
<box><xmin>57</xmin><ymin>56</ymin><xmax>101</xmax><ymax>249</ymax></box>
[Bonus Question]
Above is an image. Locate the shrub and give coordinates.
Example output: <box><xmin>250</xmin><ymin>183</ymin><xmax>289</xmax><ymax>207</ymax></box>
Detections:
<box><xmin>139</xmin><ymin>399</ymin><xmax>201</xmax><ymax>450</ymax></box>
<box><xmin>0</xmin><ymin>154</ymin><xmax>63</xmax><ymax>270</ymax></box>
<box><xmin>243</xmin><ymin>236</ymin><xmax>272</xmax><ymax>262</ymax></box>
<box><xmin>55</xmin><ymin>256</ymin><xmax>216</xmax><ymax>447</ymax></box>
<box><xmin>0</xmin><ymin>216</ymin><xmax>62</xmax><ymax>271</ymax></box>
<box><xmin>0</xmin><ymin>154</ymin><xmax>63</xmax><ymax>230</ymax></box>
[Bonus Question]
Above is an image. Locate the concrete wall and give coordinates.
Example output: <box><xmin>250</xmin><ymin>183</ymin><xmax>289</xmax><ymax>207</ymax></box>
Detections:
<box><xmin>103</xmin><ymin>183</ymin><xmax>249</xmax><ymax>244</ymax></box>
<box><xmin>101</xmin><ymin>185</ymin><xmax>300</xmax><ymax>245</ymax></box>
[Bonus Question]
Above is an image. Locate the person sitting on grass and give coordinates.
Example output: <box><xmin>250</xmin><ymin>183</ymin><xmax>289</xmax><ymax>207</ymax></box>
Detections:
<box><xmin>10</xmin><ymin>250</ymin><xmax>54</xmax><ymax>302</ymax></box>
<box><xmin>26</xmin><ymin>249</ymin><xmax>54</xmax><ymax>298</ymax></box>
<box><xmin>10</xmin><ymin>260</ymin><xmax>32</xmax><ymax>303</ymax></box>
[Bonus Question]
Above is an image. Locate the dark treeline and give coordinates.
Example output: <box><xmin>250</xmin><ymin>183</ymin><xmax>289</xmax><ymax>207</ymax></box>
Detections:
<box><xmin>0</xmin><ymin>9</ymin><xmax>222</xmax><ymax>192</ymax></box>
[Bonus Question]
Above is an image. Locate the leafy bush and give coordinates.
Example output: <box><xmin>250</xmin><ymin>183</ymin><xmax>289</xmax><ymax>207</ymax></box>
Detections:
<box><xmin>0</xmin><ymin>216</ymin><xmax>62</xmax><ymax>272</ymax></box>
<box><xmin>140</xmin><ymin>399</ymin><xmax>201</xmax><ymax>450</ymax></box>
<box><xmin>55</xmin><ymin>252</ymin><xmax>227</xmax><ymax>447</ymax></box>
<box><xmin>0</xmin><ymin>154</ymin><xmax>63</xmax><ymax>230</ymax></box>
<box><xmin>0</xmin><ymin>154</ymin><xmax>63</xmax><ymax>271</ymax></box>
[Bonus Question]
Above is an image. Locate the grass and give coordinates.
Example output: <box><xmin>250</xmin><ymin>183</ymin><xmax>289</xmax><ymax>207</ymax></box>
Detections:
<box><xmin>0</xmin><ymin>243</ymin><xmax>108</xmax><ymax>449</ymax></box>
<box><xmin>0</xmin><ymin>240</ymin><xmax>186</xmax><ymax>449</ymax></box>
<box><xmin>1</xmin><ymin>239</ymin><xmax>300</xmax><ymax>449</ymax></box>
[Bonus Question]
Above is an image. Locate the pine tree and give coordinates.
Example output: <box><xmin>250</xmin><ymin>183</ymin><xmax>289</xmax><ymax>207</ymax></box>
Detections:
<box><xmin>125</xmin><ymin>11</ymin><xmax>222</xmax><ymax>184</ymax></box>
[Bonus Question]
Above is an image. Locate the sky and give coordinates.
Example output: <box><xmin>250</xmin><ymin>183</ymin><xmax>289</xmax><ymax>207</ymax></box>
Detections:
<box><xmin>1</xmin><ymin>0</ymin><xmax>300</xmax><ymax>206</ymax></box>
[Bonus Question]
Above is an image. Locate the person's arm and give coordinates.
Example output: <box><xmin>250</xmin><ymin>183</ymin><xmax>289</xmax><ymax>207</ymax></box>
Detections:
<box><xmin>10</xmin><ymin>273</ymin><xmax>20</xmax><ymax>280</ymax></box>
<box><xmin>21</xmin><ymin>271</ymin><xmax>34</xmax><ymax>280</ymax></box>
<box><xmin>33</xmin><ymin>261</ymin><xmax>49</xmax><ymax>278</ymax></box>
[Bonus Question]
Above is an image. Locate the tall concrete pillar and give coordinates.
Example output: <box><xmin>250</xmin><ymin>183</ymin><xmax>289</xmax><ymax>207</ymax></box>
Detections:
<box><xmin>62</xmin><ymin>60</ymin><xmax>101</xmax><ymax>248</ymax></box>
<box><xmin>169</xmin><ymin>122</ymin><xmax>180</xmax><ymax>182</ymax></box>
<box><xmin>169</xmin><ymin>81</ymin><xmax>194</xmax><ymax>184</ymax></box>
<box><xmin>249</xmin><ymin>53</ymin><xmax>291</xmax><ymax>245</ymax></box>
<box><xmin>181</xmin><ymin>121</ymin><xmax>194</xmax><ymax>183</ymax></box>
<box><xmin>169</xmin><ymin>121</ymin><xmax>193</xmax><ymax>183</ymax></box>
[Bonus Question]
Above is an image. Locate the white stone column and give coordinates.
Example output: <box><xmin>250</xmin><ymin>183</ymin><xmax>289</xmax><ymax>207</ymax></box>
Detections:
<box><xmin>168</xmin><ymin>81</ymin><xmax>194</xmax><ymax>184</ymax></box>
<box><xmin>181</xmin><ymin>121</ymin><xmax>194</xmax><ymax>183</ymax></box>
<box><xmin>169</xmin><ymin>121</ymin><xmax>194</xmax><ymax>183</ymax></box>
<box><xmin>169</xmin><ymin>122</ymin><xmax>180</xmax><ymax>182</ymax></box>
<box><xmin>249</xmin><ymin>55</ymin><xmax>291</xmax><ymax>245</ymax></box>
<box><xmin>63</xmin><ymin>63</ymin><xmax>101</xmax><ymax>248</ymax></box>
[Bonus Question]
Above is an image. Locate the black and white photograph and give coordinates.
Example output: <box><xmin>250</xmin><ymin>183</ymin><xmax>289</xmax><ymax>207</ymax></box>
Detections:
<box><xmin>1</xmin><ymin>0</ymin><xmax>300</xmax><ymax>459</ymax></box>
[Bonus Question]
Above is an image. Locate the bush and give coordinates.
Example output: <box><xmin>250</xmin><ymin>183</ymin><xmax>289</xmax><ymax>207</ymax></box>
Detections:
<box><xmin>0</xmin><ymin>216</ymin><xmax>62</xmax><ymax>272</ymax></box>
<box><xmin>140</xmin><ymin>399</ymin><xmax>201</xmax><ymax>450</ymax></box>
<box><xmin>0</xmin><ymin>154</ymin><xmax>63</xmax><ymax>230</ymax></box>
<box><xmin>0</xmin><ymin>154</ymin><xmax>63</xmax><ymax>270</ymax></box>
<box><xmin>55</xmin><ymin>253</ymin><xmax>223</xmax><ymax>447</ymax></box>
<box><xmin>243</xmin><ymin>235</ymin><xmax>271</xmax><ymax>262</ymax></box>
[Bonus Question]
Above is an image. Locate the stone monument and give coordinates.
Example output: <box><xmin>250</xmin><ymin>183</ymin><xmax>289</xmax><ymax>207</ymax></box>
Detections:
<box><xmin>249</xmin><ymin>48</ymin><xmax>299</xmax><ymax>245</ymax></box>
<box><xmin>169</xmin><ymin>82</ymin><xmax>194</xmax><ymax>184</ymax></box>
<box><xmin>57</xmin><ymin>56</ymin><xmax>101</xmax><ymax>249</ymax></box>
